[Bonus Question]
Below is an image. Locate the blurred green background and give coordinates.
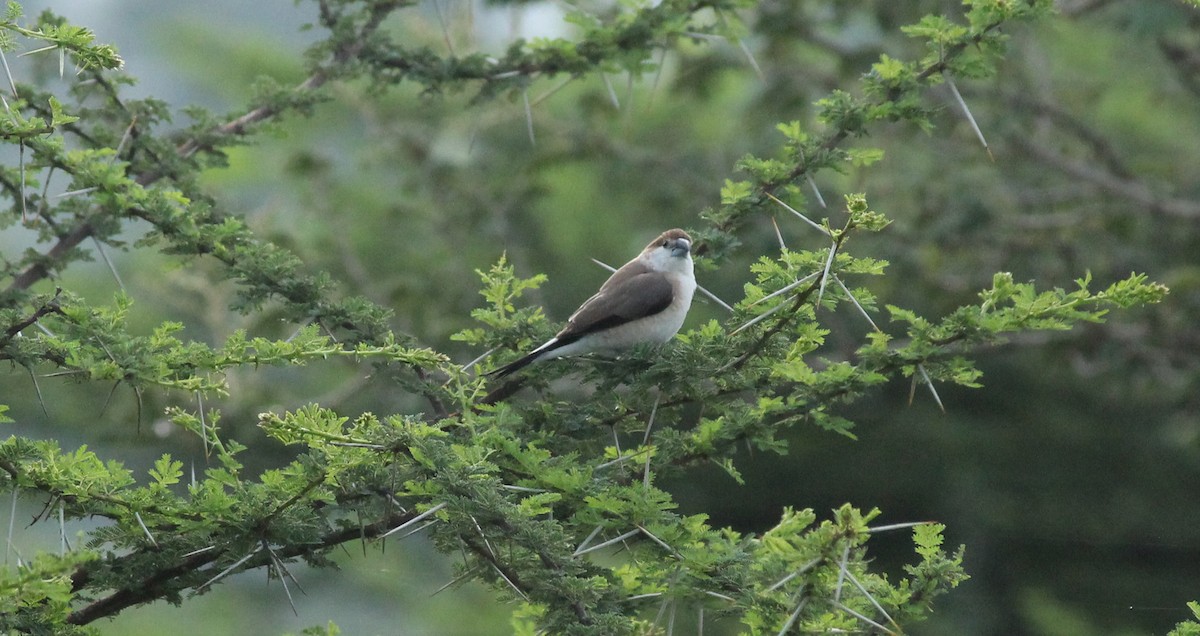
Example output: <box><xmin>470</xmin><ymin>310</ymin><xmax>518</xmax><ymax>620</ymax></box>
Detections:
<box><xmin>2</xmin><ymin>0</ymin><xmax>1198</xmax><ymax>634</ymax></box>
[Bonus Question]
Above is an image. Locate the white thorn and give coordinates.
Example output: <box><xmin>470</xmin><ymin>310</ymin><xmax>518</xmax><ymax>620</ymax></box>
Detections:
<box><xmin>380</xmin><ymin>502</ymin><xmax>447</xmax><ymax>539</ymax></box>
<box><xmin>766</xmin><ymin>192</ymin><xmax>829</xmax><ymax>236</ymax></box>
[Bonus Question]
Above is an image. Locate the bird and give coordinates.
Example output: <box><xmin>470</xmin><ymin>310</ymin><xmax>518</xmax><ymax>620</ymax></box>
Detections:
<box><xmin>488</xmin><ymin>228</ymin><xmax>697</xmax><ymax>379</ymax></box>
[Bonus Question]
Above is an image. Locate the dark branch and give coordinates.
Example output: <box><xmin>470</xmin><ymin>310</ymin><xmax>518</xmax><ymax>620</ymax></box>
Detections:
<box><xmin>1</xmin><ymin>289</ymin><xmax>63</xmax><ymax>343</ymax></box>
<box><xmin>68</xmin><ymin>507</ymin><xmax>417</xmax><ymax>625</ymax></box>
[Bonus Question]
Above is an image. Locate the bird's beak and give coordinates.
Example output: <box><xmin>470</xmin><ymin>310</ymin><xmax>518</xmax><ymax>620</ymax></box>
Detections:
<box><xmin>669</xmin><ymin>238</ymin><xmax>691</xmax><ymax>258</ymax></box>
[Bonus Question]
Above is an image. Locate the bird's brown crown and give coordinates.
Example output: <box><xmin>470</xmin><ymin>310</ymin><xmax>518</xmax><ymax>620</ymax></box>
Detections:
<box><xmin>644</xmin><ymin>228</ymin><xmax>691</xmax><ymax>251</ymax></box>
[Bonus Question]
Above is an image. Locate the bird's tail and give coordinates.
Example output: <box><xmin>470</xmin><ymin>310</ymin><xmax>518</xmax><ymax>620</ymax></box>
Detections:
<box><xmin>486</xmin><ymin>349</ymin><xmax>544</xmax><ymax>379</ymax></box>
<box><xmin>486</xmin><ymin>335</ymin><xmax>572</xmax><ymax>379</ymax></box>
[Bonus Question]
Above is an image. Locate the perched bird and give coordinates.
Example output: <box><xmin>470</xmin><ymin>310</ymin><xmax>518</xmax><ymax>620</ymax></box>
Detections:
<box><xmin>489</xmin><ymin>228</ymin><xmax>697</xmax><ymax>379</ymax></box>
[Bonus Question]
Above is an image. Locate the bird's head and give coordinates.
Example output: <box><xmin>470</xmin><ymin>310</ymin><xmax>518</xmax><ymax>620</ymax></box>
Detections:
<box><xmin>642</xmin><ymin>229</ymin><xmax>692</xmax><ymax>272</ymax></box>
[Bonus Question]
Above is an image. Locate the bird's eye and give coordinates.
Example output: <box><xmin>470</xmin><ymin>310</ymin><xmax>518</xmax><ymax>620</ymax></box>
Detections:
<box><xmin>661</xmin><ymin>240</ymin><xmax>669</xmax><ymax>247</ymax></box>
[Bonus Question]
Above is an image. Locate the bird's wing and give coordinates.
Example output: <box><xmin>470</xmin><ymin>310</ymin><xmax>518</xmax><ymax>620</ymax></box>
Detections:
<box><xmin>558</xmin><ymin>270</ymin><xmax>674</xmax><ymax>343</ymax></box>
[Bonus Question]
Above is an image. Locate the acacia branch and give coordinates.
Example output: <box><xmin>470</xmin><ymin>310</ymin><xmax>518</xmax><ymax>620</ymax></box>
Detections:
<box><xmin>4</xmin><ymin>222</ymin><xmax>95</xmax><ymax>294</ymax></box>
<box><xmin>1</xmin><ymin>289</ymin><xmax>62</xmax><ymax>343</ymax></box>
<box><xmin>727</xmin><ymin>281</ymin><xmax>819</xmax><ymax>372</ymax></box>
<box><xmin>700</xmin><ymin>15</ymin><xmax>1017</xmax><ymax>252</ymax></box>
<box><xmin>67</xmin><ymin>508</ymin><xmax>416</xmax><ymax>625</ymax></box>
<box><xmin>6</xmin><ymin>1</ymin><xmax>406</xmax><ymax>295</ymax></box>
<box><xmin>172</xmin><ymin>1</ymin><xmax>405</xmax><ymax>162</ymax></box>
<box><xmin>67</xmin><ymin>547</ymin><xmax>222</xmax><ymax>625</ymax></box>
<box><xmin>462</xmin><ymin>534</ymin><xmax>594</xmax><ymax>625</ymax></box>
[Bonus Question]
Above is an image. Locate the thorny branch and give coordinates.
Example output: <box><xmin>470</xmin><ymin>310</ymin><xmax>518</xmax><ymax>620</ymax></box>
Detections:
<box><xmin>0</xmin><ymin>1</ymin><xmax>461</xmax><ymax>416</ymax></box>
<box><xmin>66</xmin><ymin>507</ymin><xmax>418</xmax><ymax>625</ymax></box>
<box><xmin>5</xmin><ymin>1</ymin><xmax>407</xmax><ymax>296</ymax></box>
<box><xmin>173</xmin><ymin>1</ymin><xmax>406</xmax><ymax>162</ymax></box>
<box><xmin>0</xmin><ymin>289</ymin><xmax>62</xmax><ymax>343</ymax></box>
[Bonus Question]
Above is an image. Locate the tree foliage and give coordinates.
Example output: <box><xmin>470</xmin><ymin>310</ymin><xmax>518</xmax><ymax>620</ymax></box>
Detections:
<box><xmin>0</xmin><ymin>0</ymin><xmax>1180</xmax><ymax>633</ymax></box>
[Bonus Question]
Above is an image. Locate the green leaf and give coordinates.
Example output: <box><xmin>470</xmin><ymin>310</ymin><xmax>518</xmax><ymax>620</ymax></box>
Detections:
<box><xmin>1169</xmin><ymin>602</ymin><xmax>1200</xmax><ymax>636</ymax></box>
<box><xmin>913</xmin><ymin>523</ymin><xmax>947</xmax><ymax>559</ymax></box>
<box><xmin>149</xmin><ymin>454</ymin><xmax>183</xmax><ymax>487</ymax></box>
<box><xmin>846</xmin><ymin>147</ymin><xmax>885</xmax><ymax>167</ymax></box>
<box><xmin>720</xmin><ymin>179</ymin><xmax>754</xmax><ymax>205</ymax></box>
<box><xmin>47</xmin><ymin>96</ymin><xmax>78</xmax><ymax>127</ymax></box>
<box><xmin>775</xmin><ymin>120</ymin><xmax>807</xmax><ymax>143</ymax></box>
<box><xmin>872</xmin><ymin>54</ymin><xmax>909</xmax><ymax>81</ymax></box>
